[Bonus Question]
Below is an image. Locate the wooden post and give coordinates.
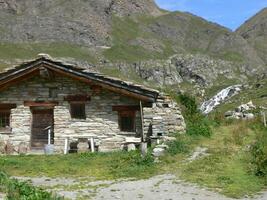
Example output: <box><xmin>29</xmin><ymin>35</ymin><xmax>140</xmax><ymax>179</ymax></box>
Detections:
<box><xmin>140</xmin><ymin>101</ymin><xmax>147</xmax><ymax>157</ymax></box>
<box><xmin>141</xmin><ymin>142</ymin><xmax>148</xmax><ymax>157</ymax></box>
<box><xmin>263</xmin><ymin>112</ymin><xmax>266</xmax><ymax>127</ymax></box>
<box><xmin>140</xmin><ymin>101</ymin><xmax>145</xmax><ymax>142</ymax></box>
<box><xmin>90</xmin><ymin>138</ymin><xmax>95</xmax><ymax>153</ymax></box>
<box><xmin>48</xmin><ymin>129</ymin><xmax>51</xmax><ymax>145</ymax></box>
<box><xmin>64</xmin><ymin>138</ymin><xmax>69</xmax><ymax>155</ymax></box>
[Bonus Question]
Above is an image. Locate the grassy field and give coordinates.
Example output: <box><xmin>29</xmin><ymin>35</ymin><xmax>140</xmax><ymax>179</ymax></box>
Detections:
<box><xmin>180</xmin><ymin>120</ymin><xmax>267</xmax><ymax>198</ymax></box>
<box><xmin>1</xmin><ymin>118</ymin><xmax>266</xmax><ymax>198</ymax></box>
<box><xmin>0</xmin><ymin>42</ymin><xmax>97</xmax><ymax>70</ymax></box>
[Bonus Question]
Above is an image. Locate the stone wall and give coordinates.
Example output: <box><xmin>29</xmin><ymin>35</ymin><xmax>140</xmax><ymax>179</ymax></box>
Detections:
<box><xmin>0</xmin><ymin>74</ymin><xmax>142</xmax><ymax>153</ymax></box>
<box><xmin>0</xmin><ymin>74</ymin><xmax>186</xmax><ymax>154</ymax></box>
<box><xmin>143</xmin><ymin>94</ymin><xmax>186</xmax><ymax>141</ymax></box>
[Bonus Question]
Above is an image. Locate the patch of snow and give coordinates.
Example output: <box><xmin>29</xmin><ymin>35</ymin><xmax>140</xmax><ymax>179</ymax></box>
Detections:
<box><xmin>200</xmin><ymin>85</ymin><xmax>242</xmax><ymax>114</ymax></box>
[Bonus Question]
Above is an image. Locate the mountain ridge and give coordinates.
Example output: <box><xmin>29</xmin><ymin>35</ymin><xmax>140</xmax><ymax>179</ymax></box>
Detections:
<box><xmin>0</xmin><ymin>0</ymin><xmax>266</xmax><ymax>101</ymax></box>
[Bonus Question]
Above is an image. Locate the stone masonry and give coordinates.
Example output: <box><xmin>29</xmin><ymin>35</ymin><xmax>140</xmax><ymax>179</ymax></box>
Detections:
<box><xmin>0</xmin><ymin>72</ymin><xmax>185</xmax><ymax>154</ymax></box>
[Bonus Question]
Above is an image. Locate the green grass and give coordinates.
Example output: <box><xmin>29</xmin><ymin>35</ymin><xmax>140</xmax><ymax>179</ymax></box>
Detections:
<box><xmin>104</xmin><ymin>15</ymin><xmax>175</xmax><ymax>62</ymax></box>
<box><xmin>179</xmin><ymin>120</ymin><xmax>266</xmax><ymax>198</ymax></box>
<box><xmin>0</xmin><ymin>172</ymin><xmax>61</xmax><ymax>200</ymax></box>
<box><xmin>0</xmin><ymin>151</ymin><xmax>157</xmax><ymax>180</ymax></box>
<box><xmin>1</xmin><ymin>115</ymin><xmax>267</xmax><ymax>199</ymax></box>
<box><xmin>0</xmin><ymin>42</ymin><xmax>97</xmax><ymax>68</ymax></box>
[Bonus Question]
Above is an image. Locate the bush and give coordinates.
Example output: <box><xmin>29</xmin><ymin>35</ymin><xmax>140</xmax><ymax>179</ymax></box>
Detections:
<box><xmin>250</xmin><ymin>129</ymin><xmax>267</xmax><ymax>178</ymax></box>
<box><xmin>177</xmin><ymin>94</ymin><xmax>198</xmax><ymax>115</ymax></box>
<box><xmin>167</xmin><ymin>137</ymin><xmax>189</xmax><ymax>155</ymax></box>
<box><xmin>186</xmin><ymin>119</ymin><xmax>212</xmax><ymax>137</ymax></box>
<box><xmin>0</xmin><ymin>172</ymin><xmax>61</xmax><ymax>200</ymax></box>
<box><xmin>177</xmin><ymin>94</ymin><xmax>212</xmax><ymax>137</ymax></box>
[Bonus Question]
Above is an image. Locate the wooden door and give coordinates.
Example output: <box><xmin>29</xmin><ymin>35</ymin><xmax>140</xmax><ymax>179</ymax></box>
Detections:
<box><xmin>31</xmin><ymin>108</ymin><xmax>54</xmax><ymax>149</ymax></box>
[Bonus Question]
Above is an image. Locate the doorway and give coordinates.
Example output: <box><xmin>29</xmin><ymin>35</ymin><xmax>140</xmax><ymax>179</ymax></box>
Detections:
<box><xmin>31</xmin><ymin>108</ymin><xmax>54</xmax><ymax>149</ymax></box>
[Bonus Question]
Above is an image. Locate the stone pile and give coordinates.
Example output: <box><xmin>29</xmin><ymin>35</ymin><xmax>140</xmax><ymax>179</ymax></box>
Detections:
<box><xmin>225</xmin><ymin>101</ymin><xmax>256</xmax><ymax>120</ymax></box>
<box><xmin>0</xmin><ymin>140</ymin><xmax>29</xmax><ymax>155</ymax></box>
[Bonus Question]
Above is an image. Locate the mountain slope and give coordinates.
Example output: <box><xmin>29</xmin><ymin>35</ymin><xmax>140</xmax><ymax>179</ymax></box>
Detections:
<box><xmin>0</xmin><ymin>0</ymin><xmax>266</xmax><ymax>102</ymax></box>
<box><xmin>236</xmin><ymin>8</ymin><xmax>267</xmax><ymax>64</ymax></box>
<box><xmin>0</xmin><ymin>0</ymin><xmax>162</xmax><ymax>47</ymax></box>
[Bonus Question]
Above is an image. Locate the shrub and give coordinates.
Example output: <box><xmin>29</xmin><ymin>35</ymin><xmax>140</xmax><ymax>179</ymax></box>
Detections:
<box><xmin>0</xmin><ymin>172</ymin><xmax>61</xmax><ymax>200</ymax></box>
<box><xmin>186</xmin><ymin>119</ymin><xmax>212</xmax><ymax>137</ymax></box>
<box><xmin>176</xmin><ymin>94</ymin><xmax>212</xmax><ymax>137</ymax></box>
<box><xmin>250</xmin><ymin>129</ymin><xmax>267</xmax><ymax>178</ymax></box>
<box><xmin>177</xmin><ymin>94</ymin><xmax>198</xmax><ymax>115</ymax></box>
<box><xmin>167</xmin><ymin>137</ymin><xmax>189</xmax><ymax>155</ymax></box>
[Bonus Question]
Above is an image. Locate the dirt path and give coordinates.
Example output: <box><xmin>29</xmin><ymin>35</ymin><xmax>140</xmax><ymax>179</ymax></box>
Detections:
<box><xmin>16</xmin><ymin>175</ymin><xmax>267</xmax><ymax>200</ymax></box>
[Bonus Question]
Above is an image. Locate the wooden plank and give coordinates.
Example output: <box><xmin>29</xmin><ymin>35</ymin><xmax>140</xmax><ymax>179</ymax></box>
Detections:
<box><xmin>64</xmin><ymin>95</ymin><xmax>91</xmax><ymax>102</ymax></box>
<box><xmin>24</xmin><ymin>101</ymin><xmax>58</xmax><ymax>107</ymax></box>
<box><xmin>112</xmin><ymin>105</ymin><xmax>140</xmax><ymax>112</ymax></box>
<box><xmin>0</xmin><ymin>104</ymin><xmax>16</xmax><ymax>109</ymax></box>
<box><xmin>0</xmin><ymin>68</ymin><xmax>39</xmax><ymax>91</ymax></box>
<box><xmin>140</xmin><ymin>101</ymin><xmax>145</xmax><ymax>142</ymax></box>
<box><xmin>44</xmin><ymin>64</ymin><xmax>155</xmax><ymax>102</ymax></box>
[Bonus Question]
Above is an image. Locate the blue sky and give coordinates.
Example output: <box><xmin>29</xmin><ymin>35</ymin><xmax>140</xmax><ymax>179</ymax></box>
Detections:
<box><xmin>155</xmin><ymin>0</ymin><xmax>267</xmax><ymax>30</ymax></box>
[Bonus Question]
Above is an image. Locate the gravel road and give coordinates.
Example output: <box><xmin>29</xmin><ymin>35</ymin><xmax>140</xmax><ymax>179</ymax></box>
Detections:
<box><xmin>15</xmin><ymin>174</ymin><xmax>267</xmax><ymax>200</ymax></box>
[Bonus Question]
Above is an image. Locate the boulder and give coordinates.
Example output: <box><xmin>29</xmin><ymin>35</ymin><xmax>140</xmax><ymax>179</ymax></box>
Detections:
<box><xmin>18</xmin><ymin>142</ymin><xmax>29</xmax><ymax>154</ymax></box>
<box><xmin>127</xmin><ymin>143</ymin><xmax>136</xmax><ymax>152</ymax></box>
<box><xmin>5</xmin><ymin>141</ymin><xmax>14</xmax><ymax>155</ymax></box>
<box><xmin>152</xmin><ymin>147</ymin><xmax>165</xmax><ymax>157</ymax></box>
<box><xmin>0</xmin><ymin>141</ymin><xmax>6</xmax><ymax>154</ymax></box>
<box><xmin>77</xmin><ymin>139</ymin><xmax>89</xmax><ymax>153</ymax></box>
<box><xmin>244</xmin><ymin>113</ymin><xmax>255</xmax><ymax>120</ymax></box>
<box><xmin>225</xmin><ymin>111</ymin><xmax>234</xmax><ymax>117</ymax></box>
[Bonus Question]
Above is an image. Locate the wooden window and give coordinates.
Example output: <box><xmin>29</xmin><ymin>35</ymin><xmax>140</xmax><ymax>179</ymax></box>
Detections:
<box><xmin>118</xmin><ymin>111</ymin><xmax>136</xmax><ymax>132</ymax></box>
<box><xmin>0</xmin><ymin>104</ymin><xmax>16</xmax><ymax>131</ymax></box>
<box><xmin>0</xmin><ymin>110</ymin><xmax>10</xmax><ymax>128</ymax></box>
<box><xmin>70</xmin><ymin>102</ymin><xmax>86</xmax><ymax>119</ymax></box>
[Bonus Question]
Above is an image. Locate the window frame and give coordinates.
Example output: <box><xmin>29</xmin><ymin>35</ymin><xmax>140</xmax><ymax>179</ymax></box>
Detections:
<box><xmin>0</xmin><ymin>109</ymin><xmax>11</xmax><ymax>128</ymax></box>
<box><xmin>118</xmin><ymin>110</ymin><xmax>136</xmax><ymax>132</ymax></box>
<box><xmin>0</xmin><ymin>104</ymin><xmax>16</xmax><ymax>133</ymax></box>
<box><xmin>69</xmin><ymin>101</ymin><xmax>86</xmax><ymax>120</ymax></box>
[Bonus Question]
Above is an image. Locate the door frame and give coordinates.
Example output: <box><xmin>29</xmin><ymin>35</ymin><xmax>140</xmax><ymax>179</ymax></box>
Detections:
<box><xmin>26</xmin><ymin>101</ymin><xmax>58</xmax><ymax>150</ymax></box>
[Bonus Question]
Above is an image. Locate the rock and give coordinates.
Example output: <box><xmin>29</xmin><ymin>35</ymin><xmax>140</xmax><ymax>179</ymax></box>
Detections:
<box><xmin>188</xmin><ymin>147</ymin><xmax>209</xmax><ymax>162</ymax></box>
<box><xmin>162</xmin><ymin>136</ymin><xmax>176</xmax><ymax>142</ymax></box>
<box><xmin>224</xmin><ymin>111</ymin><xmax>234</xmax><ymax>117</ymax></box>
<box><xmin>152</xmin><ymin>147</ymin><xmax>165</xmax><ymax>157</ymax></box>
<box><xmin>18</xmin><ymin>142</ymin><xmax>29</xmax><ymax>154</ymax></box>
<box><xmin>5</xmin><ymin>141</ymin><xmax>14</xmax><ymax>155</ymax></box>
<box><xmin>225</xmin><ymin>101</ymin><xmax>256</xmax><ymax>120</ymax></box>
<box><xmin>244</xmin><ymin>113</ymin><xmax>255</xmax><ymax>120</ymax></box>
<box><xmin>77</xmin><ymin>139</ymin><xmax>89</xmax><ymax>153</ymax></box>
<box><xmin>0</xmin><ymin>141</ymin><xmax>6</xmax><ymax>154</ymax></box>
<box><xmin>127</xmin><ymin>143</ymin><xmax>136</xmax><ymax>152</ymax></box>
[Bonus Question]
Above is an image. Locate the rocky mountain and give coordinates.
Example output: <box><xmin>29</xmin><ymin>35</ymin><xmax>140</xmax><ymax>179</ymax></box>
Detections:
<box><xmin>0</xmin><ymin>0</ymin><xmax>162</xmax><ymax>46</ymax></box>
<box><xmin>236</xmin><ymin>8</ymin><xmax>267</xmax><ymax>64</ymax></box>
<box><xmin>0</xmin><ymin>0</ymin><xmax>266</xmax><ymax>106</ymax></box>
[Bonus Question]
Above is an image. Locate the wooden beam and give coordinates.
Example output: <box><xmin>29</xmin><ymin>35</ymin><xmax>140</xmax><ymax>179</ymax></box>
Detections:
<box><xmin>0</xmin><ymin>104</ymin><xmax>17</xmax><ymax>109</ymax></box>
<box><xmin>24</xmin><ymin>101</ymin><xmax>59</xmax><ymax>107</ymax></box>
<box><xmin>64</xmin><ymin>95</ymin><xmax>91</xmax><ymax>102</ymax></box>
<box><xmin>44</xmin><ymin>64</ymin><xmax>155</xmax><ymax>102</ymax></box>
<box><xmin>112</xmin><ymin>105</ymin><xmax>140</xmax><ymax>112</ymax></box>
<box><xmin>0</xmin><ymin>69</ymin><xmax>39</xmax><ymax>92</ymax></box>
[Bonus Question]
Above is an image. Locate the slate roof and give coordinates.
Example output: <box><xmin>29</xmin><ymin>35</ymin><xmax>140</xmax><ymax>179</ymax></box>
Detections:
<box><xmin>0</xmin><ymin>55</ymin><xmax>159</xmax><ymax>102</ymax></box>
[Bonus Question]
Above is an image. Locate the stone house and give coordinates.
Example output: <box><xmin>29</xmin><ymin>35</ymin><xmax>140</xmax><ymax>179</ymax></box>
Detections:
<box><xmin>0</xmin><ymin>55</ymin><xmax>185</xmax><ymax>154</ymax></box>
